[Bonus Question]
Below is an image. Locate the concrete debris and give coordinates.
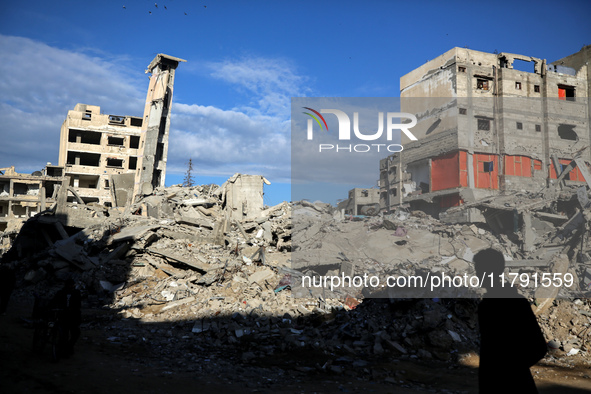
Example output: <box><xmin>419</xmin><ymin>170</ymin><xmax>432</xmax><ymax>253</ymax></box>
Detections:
<box><xmin>1</xmin><ymin>176</ymin><xmax>591</xmax><ymax>373</ymax></box>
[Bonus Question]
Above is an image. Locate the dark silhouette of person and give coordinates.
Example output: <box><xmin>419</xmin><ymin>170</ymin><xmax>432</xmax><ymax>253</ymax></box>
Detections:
<box><xmin>0</xmin><ymin>262</ymin><xmax>16</xmax><ymax>315</ymax></box>
<box><xmin>474</xmin><ymin>248</ymin><xmax>547</xmax><ymax>394</ymax></box>
<box><xmin>51</xmin><ymin>278</ymin><xmax>81</xmax><ymax>355</ymax></box>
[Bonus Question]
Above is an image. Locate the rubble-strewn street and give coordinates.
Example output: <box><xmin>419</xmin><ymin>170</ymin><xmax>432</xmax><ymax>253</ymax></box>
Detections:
<box><xmin>1</xmin><ymin>178</ymin><xmax>590</xmax><ymax>393</ymax></box>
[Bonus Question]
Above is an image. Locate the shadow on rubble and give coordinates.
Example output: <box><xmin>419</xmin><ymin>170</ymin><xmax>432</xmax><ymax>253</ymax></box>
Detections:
<box><xmin>2</xmin><ymin>209</ymin><xmax>580</xmax><ymax>393</ymax></box>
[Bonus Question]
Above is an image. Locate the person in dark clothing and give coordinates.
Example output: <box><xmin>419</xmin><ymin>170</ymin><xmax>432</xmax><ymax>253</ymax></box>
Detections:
<box><xmin>51</xmin><ymin>279</ymin><xmax>81</xmax><ymax>355</ymax></box>
<box><xmin>0</xmin><ymin>263</ymin><xmax>16</xmax><ymax>315</ymax></box>
<box><xmin>474</xmin><ymin>248</ymin><xmax>547</xmax><ymax>394</ymax></box>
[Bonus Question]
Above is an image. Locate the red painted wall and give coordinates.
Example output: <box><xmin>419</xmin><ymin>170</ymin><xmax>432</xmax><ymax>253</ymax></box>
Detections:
<box><xmin>505</xmin><ymin>155</ymin><xmax>532</xmax><ymax>177</ymax></box>
<box><xmin>474</xmin><ymin>153</ymin><xmax>498</xmax><ymax>189</ymax></box>
<box><xmin>431</xmin><ymin>152</ymin><xmax>460</xmax><ymax>191</ymax></box>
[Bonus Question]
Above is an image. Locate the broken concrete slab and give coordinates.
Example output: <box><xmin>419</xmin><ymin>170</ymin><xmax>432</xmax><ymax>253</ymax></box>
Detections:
<box><xmin>534</xmin><ymin>254</ymin><xmax>570</xmax><ymax>315</ymax></box>
<box><xmin>248</xmin><ymin>267</ymin><xmax>275</xmax><ymax>285</ymax></box>
<box><xmin>147</xmin><ymin>247</ymin><xmax>223</xmax><ymax>273</ymax></box>
<box><xmin>54</xmin><ymin>238</ymin><xmax>94</xmax><ymax>270</ymax></box>
<box><xmin>161</xmin><ymin>296</ymin><xmax>196</xmax><ymax>312</ymax></box>
<box><xmin>110</xmin><ymin>173</ymin><xmax>136</xmax><ymax>207</ymax></box>
<box><xmin>176</xmin><ymin>216</ymin><xmax>214</xmax><ymax>230</ymax></box>
<box><xmin>111</xmin><ymin>224</ymin><xmax>160</xmax><ymax>243</ymax></box>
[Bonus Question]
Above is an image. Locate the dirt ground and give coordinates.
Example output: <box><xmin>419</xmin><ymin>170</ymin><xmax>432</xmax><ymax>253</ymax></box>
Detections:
<box><xmin>1</xmin><ymin>297</ymin><xmax>590</xmax><ymax>394</ymax></box>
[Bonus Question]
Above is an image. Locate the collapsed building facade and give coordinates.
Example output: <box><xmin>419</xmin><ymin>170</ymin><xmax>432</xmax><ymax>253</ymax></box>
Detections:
<box><xmin>58</xmin><ymin>54</ymin><xmax>186</xmax><ymax>206</ymax></box>
<box><xmin>0</xmin><ymin>165</ymin><xmax>65</xmax><ymax>238</ymax></box>
<box><xmin>337</xmin><ymin>187</ymin><xmax>380</xmax><ymax>216</ymax></box>
<box><xmin>380</xmin><ymin>45</ymin><xmax>591</xmax><ymax>218</ymax></box>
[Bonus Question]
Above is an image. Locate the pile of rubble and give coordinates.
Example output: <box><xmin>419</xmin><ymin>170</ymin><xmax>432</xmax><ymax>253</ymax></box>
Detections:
<box><xmin>2</xmin><ymin>177</ymin><xmax>590</xmax><ymax>374</ymax></box>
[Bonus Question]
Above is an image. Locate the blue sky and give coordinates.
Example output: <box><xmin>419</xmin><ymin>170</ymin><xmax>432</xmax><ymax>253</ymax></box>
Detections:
<box><xmin>1</xmin><ymin>0</ymin><xmax>590</xmax><ymax>205</ymax></box>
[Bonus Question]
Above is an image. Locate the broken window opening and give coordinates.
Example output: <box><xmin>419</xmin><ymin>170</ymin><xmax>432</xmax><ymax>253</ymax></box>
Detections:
<box><xmin>535</xmin><ymin>124</ymin><xmax>541</xmax><ymax>132</ymax></box>
<box><xmin>44</xmin><ymin>182</ymin><xmax>59</xmax><ymax>198</ymax></box>
<box><xmin>476</xmin><ymin>78</ymin><xmax>489</xmax><ymax>90</ymax></box>
<box><xmin>558</xmin><ymin>85</ymin><xmax>575</xmax><ymax>101</ymax></box>
<box><xmin>560</xmin><ymin>164</ymin><xmax>571</xmax><ymax>180</ymax></box>
<box><xmin>12</xmin><ymin>204</ymin><xmax>27</xmax><ymax>218</ymax></box>
<box><xmin>558</xmin><ymin>124</ymin><xmax>577</xmax><ymax>141</ymax></box>
<box><xmin>66</xmin><ymin>151</ymin><xmax>101</xmax><ymax>167</ymax></box>
<box><xmin>106</xmin><ymin>158</ymin><xmax>124</xmax><ymax>168</ymax></box>
<box><xmin>68</xmin><ymin>129</ymin><xmax>101</xmax><ymax>145</ymax></box>
<box><xmin>104</xmin><ymin>179</ymin><xmax>110</xmax><ymax>189</ymax></box>
<box><xmin>129</xmin><ymin>156</ymin><xmax>138</xmax><ymax>170</ymax></box>
<box><xmin>163</xmin><ymin>91</ymin><xmax>170</xmax><ymax>109</ymax></box>
<box><xmin>459</xmin><ymin>108</ymin><xmax>467</xmax><ymax>115</ymax></box>
<box><xmin>483</xmin><ymin>161</ymin><xmax>494</xmax><ymax>173</ymax></box>
<box><xmin>458</xmin><ymin>66</ymin><xmax>466</xmax><ymax>73</ymax></box>
<box><xmin>70</xmin><ymin>175</ymin><xmax>99</xmax><ymax>189</ymax></box>
<box><xmin>13</xmin><ymin>183</ymin><xmax>38</xmax><ymax>196</ymax></box>
<box><xmin>0</xmin><ymin>182</ymin><xmax>9</xmax><ymax>197</ymax></box>
<box><xmin>81</xmin><ymin>197</ymin><xmax>100</xmax><ymax>204</ymax></box>
<box><xmin>46</xmin><ymin>167</ymin><xmax>63</xmax><ymax>177</ymax></box>
<box><xmin>477</xmin><ymin>118</ymin><xmax>491</xmax><ymax>131</ymax></box>
<box><xmin>83</xmin><ymin>111</ymin><xmax>92</xmax><ymax>121</ymax></box>
<box><xmin>108</xmin><ymin>115</ymin><xmax>124</xmax><ymax>125</ymax></box>
<box><xmin>361</xmin><ymin>190</ymin><xmax>369</xmax><ymax>197</ymax></box>
<box><xmin>516</xmin><ymin>122</ymin><xmax>523</xmax><ymax>130</ymax></box>
<box><xmin>155</xmin><ymin>143</ymin><xmax>164</xmax><ymax>162</ymax></box>
<box><xmin>130</xmin><ymin>117</ymin><xmax>143</xmax><ymax>127</ymax></box>
<box><xmin>515</xmin><ymin>82</ymin><xmax>522</xmax><ymax>90</ymax></box>
<box><xmin>130</xmin><ymin>136</ymin><xmax>140</xmax><ymax>149</ymax></box>
<box><xmin>107</xmin><ymin>136</ymin><xmax>125</xmax><ymax>146</ymax></box>
<box><xmin>534</xmin><ymin>85</ymin><xmax>540</xmax><ymax>93</ymax></box>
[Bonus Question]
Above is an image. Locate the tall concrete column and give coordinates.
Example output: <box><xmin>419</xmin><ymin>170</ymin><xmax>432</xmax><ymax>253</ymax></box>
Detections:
<box><xmin>136</xmin><ymin>54</ymin><xmax>186</xmax><ymax>198</ymax></box>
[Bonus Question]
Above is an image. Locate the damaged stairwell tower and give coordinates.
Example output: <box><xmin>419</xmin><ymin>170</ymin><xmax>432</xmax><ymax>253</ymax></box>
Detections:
<box><xmin>135</xmin><ymin>54</ymin><xmax>187</xmax><ymax>199</ymax></box>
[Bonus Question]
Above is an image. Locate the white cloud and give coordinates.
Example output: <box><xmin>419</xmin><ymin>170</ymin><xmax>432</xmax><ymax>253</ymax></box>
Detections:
<box><xmin>0</xmin><ymin>35</ymin><xmax>144</xmax><ymax>172</ymax></box>
<box><xmin>0</xmin><ymin>38</ymin><xmax>302</xmax><ymax>184</ymax></box>
<box><xmin>208</xmin><ymin>56</ymin><xmax>309</xmax><ymax>118</ymax></box>
<box><xmin>167</xmin><ymin>56</ymin><xmax>310</xmax><ymax>182</ymax></box>
<box><xmin>168</xmin><ymin>103</ymin><xmax>291</xmax><ymax>182</ymax></box>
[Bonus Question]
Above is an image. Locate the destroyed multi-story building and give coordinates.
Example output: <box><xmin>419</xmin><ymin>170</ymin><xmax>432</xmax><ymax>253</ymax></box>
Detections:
<box><xmin>58</xmin><ymin>54</ymin><xmax>186</xmax><ymax>206</ymax></box>
<box><xmin>337</xmin><ymin>188</ymin><xmax>380</xmax><ymax>216</ymax></box>
<box><xmin>58</xmin><ymin>104</ymin><xmax>144</xmax><ymax>205</ymax></box>
<box><xmin>379</xmin><ymin>45</ymin><xmax>591</xmax><ymax>217</ymax></box>
<box><xmin>0</xmin><ymin>165</ymin><xmax>65</xmax><ymax>234</ymax></box>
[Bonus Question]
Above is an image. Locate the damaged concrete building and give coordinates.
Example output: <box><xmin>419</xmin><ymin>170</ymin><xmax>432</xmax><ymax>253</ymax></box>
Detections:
<box><xmin>0</xmin><ymin>165</ymin><xmax>66</xmax><ymax>254</ymax></box>
<box><xmin>58</xmin><ymin>54</ymin><xmax>186</xmax><ymax>206</ymax></box>
<box><xmin>58</xmin><ymin>104</ymin><xmax>144</xmax><ymax>205</ymax></box>
<box><xmin>0</xmin><ymin>165</ymin><xmax>65</xmax><ymax>231</ymax></box>
<box><xmin>337</xmin><ymin>187</ymin><xmax>380</xmax><ymax>216</ymax></box>
<box><xmin>215</xmin><ymin>173</ymin><xmax>271</xmax><ymax>221</ymax></box>
<box><xmin>380</xmin><ymin>46</ymin><xmax>591</xmax><ymax>217</ymax></box>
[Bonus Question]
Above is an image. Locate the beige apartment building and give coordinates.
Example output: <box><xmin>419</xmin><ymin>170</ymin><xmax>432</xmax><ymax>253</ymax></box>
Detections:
<box><xmin>380</xmin><ymin>45</ymin><xmax>591</xmax><ymax>217</ymax></box>
<box><xmin>58</xmin><ymin>104</ymin><xmax>143</xmax><ymax>205</ymax></box>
